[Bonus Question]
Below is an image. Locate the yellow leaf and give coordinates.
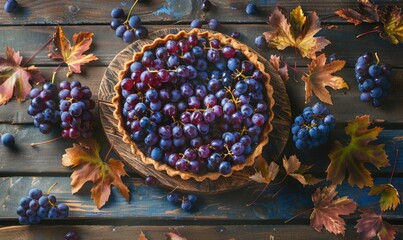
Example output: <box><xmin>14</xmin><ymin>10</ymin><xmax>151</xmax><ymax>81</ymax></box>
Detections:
<box><xmin>369</xmin><ymin>184</ymin><xmax>401</xmax><ymax>211</ymax></box>
<box><xmin>327</xmin><ymin>115</ymin><xmax>390</xmax><ymax>188</ymax></box>
<box><xmin>380</xmin><ymin>6</ymin><xmax>403</xmax><ymax>44</ymax></box>
<box><xmin>263</xmin><ymin>6</ymin><xmax>330</xmax><ymax>59</ymax></box>
<box><xmin>301</xmin><ymin>53</ymin><xmax>348</xmax><ymax>105</ymax></box>
<box><xmin>62</xmin><ymin>138</ymin><xmax>130</xmax><ymax>209</ymax></box>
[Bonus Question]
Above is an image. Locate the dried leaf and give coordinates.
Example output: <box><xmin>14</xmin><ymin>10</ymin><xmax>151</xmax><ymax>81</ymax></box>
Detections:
<box><xmin>62</xmin><ymin>138</ymin><xmax>130</xmax><ymax>209</ymax></box>
<box><xmin>369</xmin><ymin>184</ymin><xmax>400</xmax><ymax>211</ymax></box>
<box><xmin>335</xmin><ymin>0</ymin><xmax>379</xmax><ymax>25</ymax></box>
<box><xmin>355</xmin><ymin>209</ymin><xmax>396</xmax><ymax>240</ymax></box>
<box><xmin>301</xmin><ymin>53</ymin><xmax>348</xmax><ymax>105</ymax></box>
<box><xmin>283</xmin><ymin>155</ymin><xmax>321</xmax><ymax>186</ymax></box>
<box><xmin>380</xmin><ymin>6</ymin><xmax>403</xmax><ymax>44</ymax></box>
<box><xmin>263</xmin><ymin>6</ymin><xmax>330</xmax><ymax>59</ymax></box>
<box><xmin>166</xmin><ymin>232</ymin><xmax>187</xmax><ymax>240</ymax></box>
<box><xmin>310</xmin><ymin>185</ymin><xmax>358</xmax><ymax>236</ymax></box>
<box><xmin>250</xmin><ymin>155</ymin><xmax>279</xmax><ymax>184</ymax></box>
<box><xmin>0</xmin><ymin>47</ymin><xmax>45</xmax><ymax>105</ymax></box>
<box><xmin>48</xmin><ymin>26</ymin><xmax>98</xmax><ymax>77</ymax></box>
<box><xmin>327</xmin><ymin>115</ymin><xmax>389</xmax><ymax>188</ymax></box>
<box><xmin>138</xmin><ymin>231</ymin><xmax>148</xmax><ymax>240</ymax></box>
<box><xmin>269</xmin><ymin>55</ymin><xmax>289</xmax><ymax>82</ymax></box>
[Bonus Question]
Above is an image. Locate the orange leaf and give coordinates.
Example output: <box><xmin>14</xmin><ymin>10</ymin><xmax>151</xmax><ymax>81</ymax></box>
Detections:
<box><xmin>355</xmin><ymin>209</ymin><xmax>396</xmax><ymax>240</ymax></box>
<box><xmin>301</xmin><ymin>53</ymin><xmax>348</xmax><ymax>105</ymax></box>
<box><xmin>48</xmin><ymin>26</ymin><xmax>98</xmax><ymax>77</ymax></box>
<box><xmin>62</xmin><ymin>138</ymin><xmax>130</xmax><ymax>209</ymax></box>
<box><xmin>166</xmin><ymin>232</ymin><xmax>187</xmax><ymax>240</ymax></box>
<box><xmin>335</xmin><ymin>0</ymin><xmax>379</xmax><ymax>25</ymax></box>
<box><xmin>310</xmin><ymin>185</ymin><xmax>358</xmax><ymax>236</ymax></box>
<box><xmin>0</xmin><ymin>47</ymin><xmax>45</xmax><ymax>105</ymax></box>
<box><xmin>269</xmin><ymin>55</ymin><xmax>289</xmax><ymax>83</ymax></box>
<box><xmin>282</xmin><ymin>155</ymin><xmax>321</xmax><ymax>186</ymax></box>
<box><xmin>138</xmin><ymin>231</ymin><xmax>149</xmax><ymax>240</ymax></box>
<box><xmin>327</xmin><ymin>115</ymin><xmax>389</xmax><ymax>188</ymax></box>
<box><xmin>263</xmin><ymin>6</ymin><xmax>330</xmax><ymax>59</ymax></box>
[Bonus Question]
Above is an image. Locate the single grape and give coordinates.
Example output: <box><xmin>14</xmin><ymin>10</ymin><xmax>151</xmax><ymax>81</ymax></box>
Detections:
<box><xmin>201</xmin><ymin>0</ymin><xmax>212</xmax><ymax>12</ymax></box>
<box><xmin>65</xmin><ymin>231</ymin><xmax>79</xmax><ymax>240</ymax></box>
<box><xmin>111</xmin><ymin>8</ymin><xmax>124</xmax><ymax>19</ymax></box>
<box><xmin>190</xmin><ymin>19</ymin><xmax>203</xmax><ymax>29</ymax></box>
<box><xmin>29</xmin><ymin>188</ymin><xmax>42</xmax><ymax>200</ymax></box>
<box><xmin>254</xmin><ymin>36</ymin><xmax>266</xmax><ymax>48</ymax></box>
<box><xmin>4</xmin><ymin>0</ymin><xmax>18</xmax><ymax>13</ymax></box>
<box><xmin>167</xmin><ymin>192</ymin><xmax>179</xmax><ymax>204</ymax></box>
<box><xmin>181</xmin><ymin>199</ymin><xmax>192</xmax><ymax>211</ymax></box>
<box><xmin>145</xmin><ymin>176</ymin><xmax>158</xmax><ymax>186</ymax></box>
<box><xmin>231</xmin><ymin>32</ymin><xmax>240</xmax><ymax>39</ymax></box>
<box><xmin>208</xmin><ymin>19</ymin><xmax>220</xmax><ymax>31</ymax></box>
<box><xmin>1</xmin><ymin>133</ymin><xmax>15</xmax><ymax>148</ymax></box>
<box><xmin>246</xmin><ymin>3</ymin><xmax>257</xmax><ymax>15</ymax></box>
<box><xmin>128</xmin><ymin>15</ymin><xmax>142</xmax><ymax>28</ymax></box>
<box><xmin>123</xmin><ymin>30</ymin><xmax>136</xmax><ymax>43</ymax></box>
<box><xmin>187</xmin><ymin>194</ymin><xmax>198</xmax><ymax>203</ymax></box>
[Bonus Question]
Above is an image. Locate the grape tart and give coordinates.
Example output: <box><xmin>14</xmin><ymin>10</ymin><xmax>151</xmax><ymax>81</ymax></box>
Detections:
<box><xmin>112</xmin><ymin>29</ymin><xmax>274</xmax><ymax>181</ymax></box>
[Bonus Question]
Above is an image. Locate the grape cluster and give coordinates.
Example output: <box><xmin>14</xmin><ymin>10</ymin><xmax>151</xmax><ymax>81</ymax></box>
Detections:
<box><xmin>17</xmin><ymin>188</ymin><xmax>69</xmax><ymax>224</ymax></box>
<box><xmin>167</xmin><ymin>192</ymin><xmax>198</xmax><ymax>211</ymax></box>
<box><xmin>59</xmin><ymin>80</ymin><xmax>95</xmax><ymax>139</ymax></box>
<box><xmin>355</xmin><ymin>52</ymin><xmax>392</xmax><ymax>107</ymax></box>
<box><xmin>28</xmin><ymin>82</ymin><xmax>60</xmax><ymax>134</ymax></box>
<box><xmin>120</xmin><ymin>33</ymin><xmax>270</xmax><ymax>176</ymax></box>
<box><xmin>28</xmin><ymin>80</ymin><xmax>95</xmax><ymax>139</ymax></box>
<box><xmin>291</xmin><ymin>102</ymin><xmax>335</xmax><ymax>150</ymax></box>
<box><xmin>110</xmin><ymin>7</ymin><xmax>148</xmax><ymax>43</ymax></box>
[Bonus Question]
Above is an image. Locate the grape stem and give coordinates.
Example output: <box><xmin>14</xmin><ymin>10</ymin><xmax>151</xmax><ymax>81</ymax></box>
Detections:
<box><xmin>389</xmin><ymin>149</ymin><xmax>399</xmax><ymax>184</ymax></box>
<box><xmin>47</xmin><ymin>182</ymin><xmax>58</xmax><ymax>194</ymax></box>
<box><xmin>23</xmin><ymin>35</ymin><xmax>55</xmax><ymax>67</ymax></box>
<box><xmin>374</xmin><ymin>52</ymin><xmax>380</xmax><ymax>65</ymax></box>
<box><xmin>125</xmin><ymin>0</ymin><xmax>140</xmax><ymax>23</ymax></box>
<box><xmin>30</xmin><ymin>136</ymin><xmax>63</xmax><ymax>147</ymax></box>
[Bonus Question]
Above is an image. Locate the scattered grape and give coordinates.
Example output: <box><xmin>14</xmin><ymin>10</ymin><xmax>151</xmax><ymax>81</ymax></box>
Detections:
<box><xmin>254</xmin><ymin>36</ymin><xmax>266</xmax><ymax>48</ymax></box>
<box><xmin>246</xmin><ymin>3</ymin><xmax>257</xmax><ymax>15</ymax></box>
<box><xmin>65</xmin><ymin>231</ymin><xmax>79</xmax><ymax>240</ymax></box>
<box><xmin>4</xmin><ymin>0</ymin><xmax>18</xmax><ymax>13</ymax></box>
<box><xmin>1</xmin><ymin>133</ymin><xmax>15</xmax><ymax>148</ymax></box>
<box><xmin>190</xmin><ymin>19</ymin><xmax>203</xmax><ymax>29</ymax></box>
<box><xmin>208</xmin><ymin>19</ymin><xmax>220</xmax><ymax>31</ymax></box>
<box><xmin>201</xmin><ymin>0</ymin><xmax>212</xmax><ymax>12</ymax></box>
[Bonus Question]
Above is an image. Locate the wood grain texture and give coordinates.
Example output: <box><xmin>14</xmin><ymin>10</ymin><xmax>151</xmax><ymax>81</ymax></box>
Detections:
<box><xmin>0</xmin><ymin>224</ymin><xmax>402</xmax><ymax>240</ymax></box>
<box><xmin>0</xmin><ymin>25</ymin><xmax>403</xmax><ymax>68</ymax></box>
<box><xmin>98</xmin><ymin>28</ymin><xmax>291</xmax><ymax>194</ymax></box>
<box><xmin>1</xmin><ymin>0</ymin><xmax>402</xmax><ymax>25</ymax></box>
<box><xmin>0</xmin><ymin>176</ymin><xmax>402</xmax><ymax>221</ymax></box>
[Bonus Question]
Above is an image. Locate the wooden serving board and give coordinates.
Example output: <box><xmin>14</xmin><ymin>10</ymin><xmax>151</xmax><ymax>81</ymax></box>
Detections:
<box><xmin>98</xmin><ymin>28</ymin><xmax>291</xmax><ymax>195</ymax></box>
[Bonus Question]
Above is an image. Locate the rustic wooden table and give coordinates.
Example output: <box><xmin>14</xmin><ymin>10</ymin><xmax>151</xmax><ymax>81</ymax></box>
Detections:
<box><xmin>0</xmin><ymin>1</ymin><xmax>402</xmax><ymax>239</ymax></box>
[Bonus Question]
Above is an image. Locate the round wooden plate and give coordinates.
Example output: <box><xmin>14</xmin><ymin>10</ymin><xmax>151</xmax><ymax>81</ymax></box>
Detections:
<box><xmin>98</xmin><ymin>28</ymin><xmax>291</xmax><ymax>195</ymax></box>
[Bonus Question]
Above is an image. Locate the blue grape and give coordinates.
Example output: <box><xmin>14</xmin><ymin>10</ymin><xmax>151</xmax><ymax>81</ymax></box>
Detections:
<box><xmin>181</xmin><ymin>199</ymin><xmax>192</xmax><ymax>211</ymax></box>
<box><xmin>218</xmin><ymin>161</ymin><xmax>232</xmax><ymax>175</ymax></box>
<box><xmin>208</xmin><ymin>19</ymin><xmax>220</xmax><ymax>30</ymax></box>
<box><xmin>29</xmin><ymin>188</ymin><xmax>42</xmax><ymax>200</ymax></box>
<box><xmin>111</xmin><ymin>8</ymin><xmax>124</xmax><ymax>18</ymax></box>
<box><xmin>254</xmin><ymin>36</ymin><xmax>266</xmax><ymax>48</ymax></box>
<box><xmin>1</xmin><ymin>133</ymin><xmax>15</xmax><ymax>148</ymax></box>
<box><xmin>167</xmin><ymin>192</ymin><xmax>179</xmax><ymax>204</ymax></box>
<box><xmin>187</xmin><ymin>194</ymin><xmax>198</xmax><ymax>203</ymax></box>
<box><xmin>190</xmin><ymin>19</ymin><xmax>202</xmax><ymax>29</ymax></box>
<box><xmin>128</xmin><ymin>15</ymin><xmax>141</xmax><ymax>28</ymax></box>
<box><xmin>115</xmin><ymin>25</ymin><xmax>126</xmax><ymax>38</ymax></box>
<box><xmin>4</xmin><ymin>0</ymin><xmax>18</xmax><ymax>13</ymax></box>
<box><xmin>246</xmin><ymin>3</ymin><xmax>257</xmax><ymax>15</ymax></box>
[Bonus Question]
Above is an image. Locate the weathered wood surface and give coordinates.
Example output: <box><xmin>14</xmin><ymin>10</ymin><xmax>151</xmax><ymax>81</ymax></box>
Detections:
<box><xmin>0</xmin><ymin>176</ymin><xmax>402</xmax><ymax>221</ymax></box>
<box><xmin>98</xmin><ymin>27</ymin><xmax>291</xmax><ymax>194</ymax></box>
<box><xmin>0</xmin><ymin>0</ymin><xmax>402</xmax><ymax>25</ymax></box>
<box><xmin>1</xmin><ymin>225</ymin><xmax>402</xmax><ymax>240</ymax></box>
<box><xmin>1</xmin><ymin>25</ymin><xmax>403</xmax><ymax>68</ymax></box>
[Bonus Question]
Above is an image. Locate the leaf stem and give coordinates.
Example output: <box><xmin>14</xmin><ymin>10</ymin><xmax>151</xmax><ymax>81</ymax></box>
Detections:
<box><xmin>103</xmin><ymin>144</ymin><xmax>114</xmax><ymax>162</ymax></box>
<box><xmin>125</xmin><ymin>0</ymin><xmax>139</xmax><ymax>23</ymax></box>
<box><xmin>46</xmin><ymin>62</ymin><xmax>63</xmax><ymax>80</ymax></box>
<box><xmin>270</xmin><ymin>174</ymin><xmax>288</xmax><ymax>186</ymax></box>
<box><xmin>23</xmin><ymin>35</ymin><xmax>54</xmax><ymax>67</ymax></box>
<box><xmin>284</xmin><ymin>207</ymin><xmax>314</xmax><ymax>223</ymax></box>
<box><xmin>356</xmin><ymin>26</ymin><xmax>381</xmax><ymax>39</ymax></box>
<box><xmin>246</xmin><ymin>182</ymin><xmax>270</xmax><ymax>207</ymax></box>
<box><xmin>389</xmin><ymin>149</ymin><xmax>399</xmax><ymax>184</ymax></box>
<box><xmin>30</xmin><ymin>136</ymin><xmax>63</xmax><ymax>147</ymax></box>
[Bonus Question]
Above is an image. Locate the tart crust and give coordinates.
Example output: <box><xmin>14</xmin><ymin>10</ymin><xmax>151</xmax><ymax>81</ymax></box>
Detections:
<box><xmin>112</xmin><ymin>28</ymin><xmax>275</xmax><ymax>182</ymax></box>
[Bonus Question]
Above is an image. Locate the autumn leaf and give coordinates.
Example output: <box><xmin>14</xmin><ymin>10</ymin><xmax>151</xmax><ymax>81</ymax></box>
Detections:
<box><xmin>0</xmin><ymin>47</ymin><xmax>45</xmax><ymax>105</ymax></box>
<box><xmin>301</xmin><ymin>53</ymin><xmax>348</xmax><ymax>105</ymax></box>
<box><xmin>250</xmin><ymin>155</ymin><xmax>279</xmax><ymax>184</ymax></box>
<box><xmin>263</xmin><ymin>6</ymin><xmax>330</xmax><ymax>59</ymax></box>
<box><xmin>310</xmin><ymin>185</ymin><xmax>358</xmax><ymax>236</ymax></box>
<box><xmin>282</xmin><ymin>155</ymin><xmax>321</xmax><ymax>186</ymax></box>
<box><xmin>379</xmin><ymin>6</ymin><xmax>403</xmax><ymax>44</ymax></box>
<box><xmin>62</xmin><ymin>138</ymin><xmax>130</xmax><ymax>209</ymax></box>
<box><xmin>335</xmin><ymin>0</ymin><xmax>379</xmax><ymax>25</ymax></box>
<box><xmin>48</xmin><ymin>26</ymin><xmax>98</xmax><ymax>77</ymax></box>
<box><xmin>138</xmin><ymin>231</ymin><xmax>148</xmax><ymax>240</ymax></box>
<box><xmin>269</xmin><ymin>55</ymin><xmax>289</xmax><ymax>83</ymax></box>
<box><xmin>355</xmin><ymin>209</ymin><xmax>396</xmax><ymax>240</ymax></box>
<box><xmin>327</xmin><ymin>115</ymin><xmax>389</xmax><ymax>188</ymax></box>
<box><xmin>369</xmin><ymin>184</ymin><xmax>400</xmax><ymax>211</ymax></box>
<box><xmin>166</xmin><ymin>232</ymin><xmax>187</xmax><ymax>240</ymax></box>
